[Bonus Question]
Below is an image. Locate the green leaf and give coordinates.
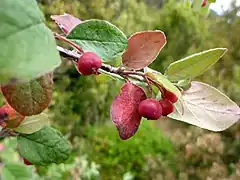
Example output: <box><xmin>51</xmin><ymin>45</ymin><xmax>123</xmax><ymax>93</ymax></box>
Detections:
<box><xmin>2</xmin><ymin>163</ymin><xmax>31</xmax><ymax>180</ymax></box>
<box><xmin>144</xmin><ymin>67</ymin><xmax>163</xmax><ymax>75</ymax></box>
<box><xmin>15</xmin><ymin>113</ymin><xmax>49</xmax><ymax>134</ymax></box>
<box><xmin>145</xmin><ymin>72</ymin><xmax>182</xmax><ymax>98</ymax></box>
<box><xmin>1</xmin><ymin>73</ymin><xmax>53</xmax><ymax>116</ymax></box>
<box><xmin>164</xmin><ymin>48</ymin><xmax>227</xmax><ymax>81</ymax></box>
<box><xmin>17</xmin><ymin>126</ymin><xmax>71</xmax><ymax>165</ymax></box>
<box><xmin>168</xmin><ymin>81</ymin><xmax>240</xmax><ymax>131</ymax></box>
<box><xmin>67</xmin><ymin>20</ymin><xmax>128</xmax><ymax>61</ymax></box>
<box><xmin>176</xmin><ymin>79</ymin><xmax>191</xmax><ymax>90</ymax></box>
<box><xmin>0</xmin><ymin>138</ymin><xmax>19</xmax><ymax>163</ymax></box>
<box><xmin>0</xmin><ymin>0</ymin><xmax>60</xmax><ymax>85</ymax></box>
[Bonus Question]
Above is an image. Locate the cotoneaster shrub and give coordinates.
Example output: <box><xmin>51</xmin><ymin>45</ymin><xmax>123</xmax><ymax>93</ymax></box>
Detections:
<box><xmin>1</xmin><ymin>1</ymin><xmax>239</xmax><ymax>179</ymax></box>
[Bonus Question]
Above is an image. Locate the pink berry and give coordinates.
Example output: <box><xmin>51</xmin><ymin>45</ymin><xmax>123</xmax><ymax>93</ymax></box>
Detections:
<box><xmin>164</xmin><ymin>91</ymin><xmax>178</xmax><ymax>103</ymax></box>
<box><xmin>138</xmin><ymin>99</ymin><xmax>162</xmax><ymax>120</ymax></box>
<box><xmin>159</xmin><ymin>99</ymin><xmax>174</xmax><ymax>116</ymax></box>
<box><xmin>0</xmin><ymin>144</ymin><xmax>4</xmax><ymax>151</ymax></box>
<box><xmin>77</xmin><ymin>52</ymin><xmax>102</xmax><ymax>76</ymax></box>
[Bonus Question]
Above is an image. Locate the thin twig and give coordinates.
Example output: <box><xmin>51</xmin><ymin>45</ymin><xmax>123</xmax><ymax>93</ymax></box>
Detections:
<box><xmin>0</xmin><ymin>128</ymin><xmax>18</xmax><ymax>137</ymax></box>
<box><xmin>144</xmin><ymin>76</ymin><xmax>154</xmax><ymax>97</ymax></box>
<box><xmin>121</xmin><ymin>70</ymin><xmax>145</xmax><ymax>77</ymax></box>
<box><xmin>57</xmin><ymin>46</ymin><xmax>147</xmax><ymax>83</ymax></box>
<box><xmin>57</xmin><ymin>46</ymin><xmax>79</xmax><ymax>62</ymax></box>
<box><xmin>54</xmin><ymin>33</ymin><xmax>84</xmax><ymax>54</ymax></box>
<box><xmin>148</xmin><ymin>78</ymin><xmax>166</xmax><ymax>96</ymax></box>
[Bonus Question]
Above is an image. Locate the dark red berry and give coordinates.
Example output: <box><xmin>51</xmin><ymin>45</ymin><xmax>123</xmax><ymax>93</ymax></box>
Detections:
<box><xmin>164</xmin><ymin>91</ymin><xmax>178</xmax><ymax>103</ymax></box>
<box><xmin>23</xmin><ymin>158</ymin><xmax>32</xmax><ymax>165</ymax></box>
<box><xmin>77</xmin><ymin>52</ymin><xmax>102</xmax><ymax>76</ymax></box>
<box><xmin>138</xmin><ymin>99</ymin><xmax>162</xmax><ymax>120</ymax></box>
<box><xmin>159</xmin><ymin>99</ymin><xmax>174</xmax><ymax>116</ymax></box>
<box><xmin>201</xmin><ymin>0</ymin><xmax>208</xmax><ymax>7</ymax></box>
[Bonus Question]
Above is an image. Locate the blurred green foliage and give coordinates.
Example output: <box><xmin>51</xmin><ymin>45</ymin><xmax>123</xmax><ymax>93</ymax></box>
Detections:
<box><xmin>1</xmin><ymin>0</ymin><xmax>240</xmax><ymax>179</ymax></box>
<box><xmin>0</xmin><ymin>138</ymin><xmax>100</xmax><ymax>180</ymax></box>
<box><xmin>75</xmin><ymin>121</ymin><xmax>176</xmax><ymax>179</ymax></box>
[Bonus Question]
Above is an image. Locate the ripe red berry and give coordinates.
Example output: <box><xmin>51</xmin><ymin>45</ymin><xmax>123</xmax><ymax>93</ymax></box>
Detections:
<box><xmin>23</xmin><ymin>158</ymin><xmax>32</xmax><ymax>165</ymax></box>
<box><xmin>164</xmin><ymin>91</ymin><xmax>178</xmax><ymax>103</ymax></box>
<box><xmin>159</xmin><ymin>99</ymin><xmax>174</xmax><ymax>116</ymax></box>
<box><xmin>201</xmin><ymin>0</ymin><xmax>208</xmax><ymax>7</ymax></box>
<box><xmin>77</xmin><ymin>52</ymin><xmax>102</xmax><ymax>75</ymax></box>
<box><xmin>138</xmin><ymin>99</ymin><xmax>162</xmax><ymax>120</ymax></box>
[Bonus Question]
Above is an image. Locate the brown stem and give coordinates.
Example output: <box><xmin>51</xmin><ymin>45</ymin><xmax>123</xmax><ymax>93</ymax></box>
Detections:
<box><xmin>144</xmin><ymin>76</ymin><xmax>154</xmax><ymax>97</ymax></box>
<box><xmin>54</xmin><ymin>33</ymin><xmax>84</xmax><ymax>54</ymax></box>
<box><xmin>147</xmin><ymin>78</ymin><xmax>166</xmax><ymax>96</ymax></box>
<box><xmin>121</xmin><ymin>70</ymin><xmax>145</xmax><ymax>77</ymax></box>
<box><xmin>0</xmin><ymin>128</ymin><xmax>18</xmax><ymax>137</ymax></box>
<box><xmin>57</xmin><ymin>46</ymin><xmax>149</xmax><ymax>84</ymax></box>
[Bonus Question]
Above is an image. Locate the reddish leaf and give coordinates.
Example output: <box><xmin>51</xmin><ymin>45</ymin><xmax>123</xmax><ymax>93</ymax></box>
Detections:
<box><xmin>0</xmin><ymin>104</ymin><xmax>25</xmax><ymax>128</ymax></box>
<box><xmin>51</xmin><ymin>13</ymin><xmax>82</xmax><ymax>35</ymax></box>
<box><xmin>0</xmin><ymin>107</ymin><xmax>8</xmax><ymax>128</ymax></box>
<box><xmin>110</xmin><ymin>82</ymin><xmax>147</xmax><ymax>140</ymax></box>
<box><xmin>1</xmin><ymin>73</ymin><xmax>53</xmax><ymax>116</ymax></box>
<box><xmin>122</xmin><ymin>31</ymin><xmax>166</xmax><ymax>70</ymax></box>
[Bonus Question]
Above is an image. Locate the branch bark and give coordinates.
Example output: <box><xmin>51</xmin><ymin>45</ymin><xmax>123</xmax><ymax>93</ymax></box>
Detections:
<box><xmin>56</xmin><ymin>46</ymin><xmax>145</xmax><ymax>82</ymax></box>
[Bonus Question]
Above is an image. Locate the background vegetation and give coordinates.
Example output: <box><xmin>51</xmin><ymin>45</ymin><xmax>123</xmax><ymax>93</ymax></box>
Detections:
<box><xmin>1</xmin><ymin>0</ymin><xmax>240</xmax><ymax>179</ymax></box>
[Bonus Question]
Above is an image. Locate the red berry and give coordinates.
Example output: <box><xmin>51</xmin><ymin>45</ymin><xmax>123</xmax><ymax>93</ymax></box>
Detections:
<box><xmin>159</xmin><ymin>99</ymin><xmax>174</xmax><ymax>116</ymax></box>
<box><xmin>164</xmin><ymin>91</ymin><xmax>178</xmax><ymax>103</ymax></box>
<box><xmin>138</xmin><ymin>99</ymin><xmax>162</xmax><ymax>120</ymax></box>
<box><xmin>201</xmin><ymin>0</ymin><xmax>208</xmax><ymax>7</ymax></box>
<box><xmin>77</xmin><ymin>52</ymin><xmax>102</xmax><ymax>76</ymax></box>
<box><xmin>23</xmin><ymin>158</ymin><xmax>32</xmax><ymax>165</ymax></box>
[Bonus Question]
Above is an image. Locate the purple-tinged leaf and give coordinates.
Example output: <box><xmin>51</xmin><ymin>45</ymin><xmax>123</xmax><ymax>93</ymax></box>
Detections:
<box><xmin>51</xmin><ymin>13</ymin><xmax>81</xmax><ymax>35</ymax></box>
<box><xmin>122</xmin><ymin>31</ymin><xmax>166</xmax><ymax>70</ymax></box>
<box><xmin>168</xmin><ymin>81</ymin><xmax>240</xmax><ymax>131</ymax></box>
<box><xmin>1</xmin><ymin>73</ymin><xmax>53</xmax><ymax>116</ymax></box>
<box><xmin>110</xmin><ymin>82</ymin><xmax>147</xmax><ymax>140</ymax></box>
<box><xmin>0</xmin><ymin>104</ymin><xmax>25</xmax><ymax>129</ymax></box>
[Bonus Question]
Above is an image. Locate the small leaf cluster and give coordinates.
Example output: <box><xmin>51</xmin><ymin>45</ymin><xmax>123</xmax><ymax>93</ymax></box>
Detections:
<box><xmin>0</xmin><ymin>0</ymin><xmax>70</xmax><ymax>167</ymax></box>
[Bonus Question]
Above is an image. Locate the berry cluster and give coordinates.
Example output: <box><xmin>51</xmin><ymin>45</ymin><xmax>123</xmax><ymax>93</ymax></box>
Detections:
<box><xmin>138</xmin><ymin>91</ymin><xmax>178</xmax><ymax>120</ymax></box>
<box><xmin>76</xmin><ymin>51</ymin><xmax>178</xmax><ymax>121</ymax></box>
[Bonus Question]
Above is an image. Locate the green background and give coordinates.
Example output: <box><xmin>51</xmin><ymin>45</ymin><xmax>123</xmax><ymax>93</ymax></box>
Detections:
<box><xmin>0</xmin><ymin>0</ymin><xmax>240</xmax><ymax>179</ymax></box>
